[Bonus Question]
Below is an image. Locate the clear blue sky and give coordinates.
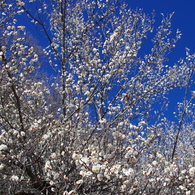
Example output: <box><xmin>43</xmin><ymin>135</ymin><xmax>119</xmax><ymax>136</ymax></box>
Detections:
<box><xmin>128</xmin><ymin>0</ymin><xmax>195</xmax><ymax>120</ymax></box>
<box><xmin>129</xmin><ymin>0</ymin><xmax>195</xmax><ymax>60</ymax></box>
<box><xmin>17</xmin><ymin>0</ymin><xmax>195</xmax><ymax>121</ymax></box>
<box><xmin>21</xmin><ymin>0</ymin><xmax>195</xmax><ymax>65</ymax></box>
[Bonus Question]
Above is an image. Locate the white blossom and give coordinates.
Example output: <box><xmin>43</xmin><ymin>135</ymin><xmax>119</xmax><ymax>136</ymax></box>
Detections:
<box><xmin>189</xmin><ymin>167</ymin><xmax>195</xmax><ymax>176</ymax></box>
<box><xmin>1</xmin><ymin>0</ymin><xmax>195</xmax><ymax>194</ymax></box>
<box><xmin>110</xmin><ymin>164</ymin><xmax>121</xmax><ymax>174</ymax></box>
<box><xmin>72</xmin><ymin>152</ymin><xmax>82</xmax><ymax>160</ymax></box>
<box><xmin>10</xmin><ymin>175</ymin><xmax>19</xmax><ymax>181</ymax></box>
<box><xmin>75</xmin><ymin>179</ymin><xmax>83</xmax><ymax>185</ymax></box>
<box><xmin>122</xmin><ymin>168</ymin><xmax>134</xmax><ymax>176</ymax></box>
<box><xmin>16</xmin><ymin>0</ymin><xmax>25</xmax><ymax>6</ymax></box>
<box><xmin>0</xmin><ymin>144</ymin><xmax>7</xmax><ymax>151</ymax></box>
<box><xmin>0</xmin><ymin>164</ymin><xmax>5</xmax><ymax>170</ymax></box>
<box><xmin>45</xmin><ymin>160</ymin><xmax>52</xmax><ymax>171</ymax></box>
<box><xmin>92</xmin><ymin>164</ymin><xmax>101</xmax><ymax>173</ymax></box>
<box><xmin>17</xmin><ymin>26</ymin><xmax>25</xmax><ymax>31</ymax></box>
<box><xmin>97</xmin><ymin>173</ymin><xmax>104</xmax><ymax>181</ymax></box>
<box><xmin>186</xmin><ymin>191</ymin><xmax>191</xmax><ymax>195</ymax></box>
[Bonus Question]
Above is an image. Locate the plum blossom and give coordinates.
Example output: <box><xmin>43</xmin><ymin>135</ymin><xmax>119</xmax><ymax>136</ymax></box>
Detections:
<box><xmin>1</xmin><ymin>0</ymin><xmax>195</xmax><ymax>194</ymax></box>
<box><xmin>110</xmin><ymin>164</ymin><xmax>121</xmax><ymax>174</ymax></box>
<box><xmin>17</xmin><ymin>26</ymin><xmax>25</xmax><ymax>31</ymax></box>
<box><xmin>189</xmin><ymin>167</ymin><xmax>195</xmax><ymax>176</ymax></box>
<box><xmin>122</xmin><ymin>167</ymin><xmax>134</xmax><ymax>176</ymax></box>
<box><xmin>0</xmin><ymin>144</ymin><xmax>7</xmax><ymax>151</ymax></box>
<box><xmin>45</xmin><ymin>160</ymin><xmax>52</xmax><ymax>171</ymax></box>
<box><xmin>16</xmin><ymin>0</ymin><xmax>25</xmax><ymax>6</ymax></box>
<box><xmin>0</xmin><ymin>164</ymin><xmax>5</xmax><ymax>170</ymax></box>
<box><xmin>92</xmin><ymin>164</ymin><xmax>101</xmax><ymax>173</ymax></box>
<box><xmin>10</xmin><ymin>175</ymin><xmax>19</xmax><ymax>181</ymax></box>
<box><xmin>186</xmin><ymin>191</ymin><xmax>191</xmax><ymax>195</ymax></box>
<box><xmin>72</xmin><ymin>152</ymin><xmax>82</xmax><ymax>160</ymax></box>
<box><xmin>97</xmin><ymin>173</ymin><xmax>104</xmax><ymax>181</ymax></box>
<box><xmin>75</xmin><ymin>179</ymin><xmax>83</xmax><ymax>185</ymax></box>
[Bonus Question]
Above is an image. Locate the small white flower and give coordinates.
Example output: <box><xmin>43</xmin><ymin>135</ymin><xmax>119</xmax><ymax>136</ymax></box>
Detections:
<box><xmin>104</xmin><ymin>173</ymin><xmax>111</xmax><ymax>180</ymax></box>
<box><xmin>152</xmin><ymin>161</ymin><xmax>158</xmax><ymax>166</ymax></box>
<box><xmin>75</xmin><ymin>179</ymin><xmax>83</xmax><ymax>185</ymax></box>
<box><xmin>45</xmin><ymin>160</ymin><xmax>52</xmax><ymax>170</ymax></box>
<box><xmin>186</xmin><ymin>191</ymin><xmax>191</xmax><ymax>195</ymax></box>
<box><xmin>99</xmin><ymin>118</ymin><xmax>106</xmax><ymax>124</ymax></box>
<box><xmin>117</xmin><ymin>122</ymin><xmax>124</xmax><ymax>127</ymax></box>
<box><xmin>189</xmin><ymin>167</ymin><xmax>195</xmax><ymax>176</ymax></box>
<box><xmin>128</xmin><ymin>188</ymin><xmax>137</xmax><ymax>194</ymax></box>
<box><xmin>181</xmin><ymin>169</ymin><xmax>187</xmax><ymax>174</ymax></box>
<box><xmin>84</xmin><ymin>91</ymin><xmax>90</xmax><ymax>96</ymax></box>
<box><xmin>0</xmin><ymin>51</ymin><xmax>3</xmax><ymax>57</ymax></box>
<box><xmin>50</xmin><ymin>153</ymin><xmax>56</xmax><ymax>159</ymax></box>
<box><xmin>0</xmin><ymin>131</ymin><xmax>8</xmax><ymax>140</ymax></box>
<box><xmin>123</xmin><ymin>179</ymin><xmax>130</xmax><ymax>185</ymax></box>
<box><xmin>110</xmin><ymin>164</ymin><xmax>121</xmax><ymax>174</ymax></box>
<box><xmin>16</xmin><ymin>0</ymin><xmax>25</xmax><ymax>6</ymax></box>
<box><xmin>129</xmin><ymin>156</ymin><xmax>137</xmax><ymax>163</ymax></box>
<box><xmin>85</xmin><ymin>171</ymin><xmax>93</xmax><ymax>177</ymax></box>
<box><xmin>179</xmin><ymin>185</ymin><xmax>187</xmax><ymax>190</ymax></box>
<box><xmin>0</xmin><ymin>144</ymin><xmax>7</xmax><ymax>151</ymax></box>
<box><xmin>156</xmin><ymin>152</ymin><xmax>163</xmax><ymax>159</ymax></box>
<box><xmin>147</xmin><ymin>167</ymin><xmax>155</xmax><ymax>176</ymax></box>
<box><xmin>20</xmin><ymin>131</ymin><xmax>25</xmax><ymax>137</ymax></box>
<box><xmin>164</xmin><ymin>167</ymin><xmax>170</xmax><ymax>173</ymax></box>
<box><xmin>149</xmin><ymin>178</ymin><xmax>155</xmax><ymax>183</ymax></box>
<box><xmin>17</xmin><ymin>10</ymin><xmax>24</xmax><ymax>14</ymax></box>
<box><xmin>7</xmin><ymin>26</ymin><xmax>12</xmax><ymax>30</ymax></box>
<box><xmin>42</xmin><ymin>133</ymin><xmax>50</xmax><ymax>140</ymax></box>
<box><xmin>0</xmin><ymin>164</ymin><xmax>5</xmax><ymax>170</ymax></box>
<box><xmin>92</xmin><ymin>164</ymin><xmax>101</xmax><ymax>173</ymax></box>
<box><xmin>122</xmin><ymin>168</ymin><xmax>134</xmax><ymax>176</ymax></box>
<box><xmin>92</xmin><ymin>48</ymin><xmax>98</xmax><ymax>53</ymax></box>
<box><xmin>72</xmin><ymin>152</ymin><xmax>82</xmax><ymax>160</ymax></box>
<box><xmin>10</xmin><ymin>175</ymin><xmax>19</xmax><ymax>181</ymax></box>
<box><xmin>125</xmin><ymin>46</ymin><xmax>130</xmax><ymax>50</ymax></box>
<box><xmin>97</xmin><ymin>173</ymin><xmax>103</xmax><ymax>181</ymax></box>
<box><xmin>192</xmin><ymin>91</ymin><xmax>195</xmax><ymax>97</ymax></box>
<box><xmin>121</xmin><ymin>184</ymin><xmax>127</xmax><ymax>191</ymax></box>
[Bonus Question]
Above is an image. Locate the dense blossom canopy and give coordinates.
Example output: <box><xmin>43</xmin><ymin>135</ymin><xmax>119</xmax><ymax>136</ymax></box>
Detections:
<box><xmin>1</xmin><ymin>0</ymin><xmax>195</xmax><ymax>194</ymax></box>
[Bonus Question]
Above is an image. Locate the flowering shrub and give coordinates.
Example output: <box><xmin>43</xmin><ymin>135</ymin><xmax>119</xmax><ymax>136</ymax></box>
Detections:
<box><xmin>1</xmin><ymin>0</ymin><xmax>195</xmax><ymax>194</ymax></box>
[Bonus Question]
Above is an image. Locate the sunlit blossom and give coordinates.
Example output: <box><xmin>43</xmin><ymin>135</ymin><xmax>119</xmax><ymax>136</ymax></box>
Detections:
<box><xmin>1</xmin><ymin>0</ymin><xmax>195</xmax><ymax>194</ymax></box>
<box><xmin>75</xmin><ymin>179</ymin><xmax>83</xmax><ymax>185</ymax></box>
<box><xmin>122</xmin><ymin>167</ymin><xmax>134</xmax><ymax>176</ymax></box>
<box><xmin>45</xmin><ymin>161</ymin><xmax>52</xmax><ymax>170</ymax></box>
<box><xmin>10</xmin><ymin>175</ymin><xmax>19</xmax><ymax>181</ymax></box>
<box><xmin>0</xmin><ymin>164</ymin><xmax>5</xmax><ymax>170</ymax></box>
<box><xmin>17</xmin><ymin>26</ymin><xmax>25</xmax><ymax>31</ymax></box>
<box><xmin>72</xmin><ymin>152</ymin><xmax>82</xmax><ymax>160</ymax></box>
<box><xmin>189</xmin><ymin>167</ymin><xmax>195</xmax><ymax>176</ymax></box>
<box><xmin>92</xmin><ymin>164</ymin><xmax>101</xmax><ymax>173</ymax></box>
<box><xmin>0</xmin><ymin>144</ymin><xmax>7</xmax><ymax>151</ymax></box>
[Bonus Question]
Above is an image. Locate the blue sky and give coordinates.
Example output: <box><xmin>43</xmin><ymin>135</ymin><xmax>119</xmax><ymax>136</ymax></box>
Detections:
<box><xmin>16</xmin><ymin>0</ymin><xmax>195</xmax><ymax>121</ymax></box>
<box><xmin>129</xmin><ymin>0</ymin><xmax>195</xmax><ymax>61</ymax></box>
<box><xmin>128</xmin><ymin>0</ymin><xmax>195</xmax><ymax>120</ymax></box>
<box><xmin>20</xmin><ymin>0</ymin><xmax>195</xmax><ymax>66</ymax></box>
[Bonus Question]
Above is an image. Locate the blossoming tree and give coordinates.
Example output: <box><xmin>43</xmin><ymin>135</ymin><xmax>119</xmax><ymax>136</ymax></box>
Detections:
<box><xmin>1</xmin><ymin>0</ymin><xmax>195</xmax><ymax>194</ymax></box>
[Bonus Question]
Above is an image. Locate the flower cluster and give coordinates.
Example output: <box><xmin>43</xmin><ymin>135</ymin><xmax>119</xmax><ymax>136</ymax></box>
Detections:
<box><xmin>1</xmin><ymin>0</ymin><xmax>195</xmax><ymax>194</ymax></box>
